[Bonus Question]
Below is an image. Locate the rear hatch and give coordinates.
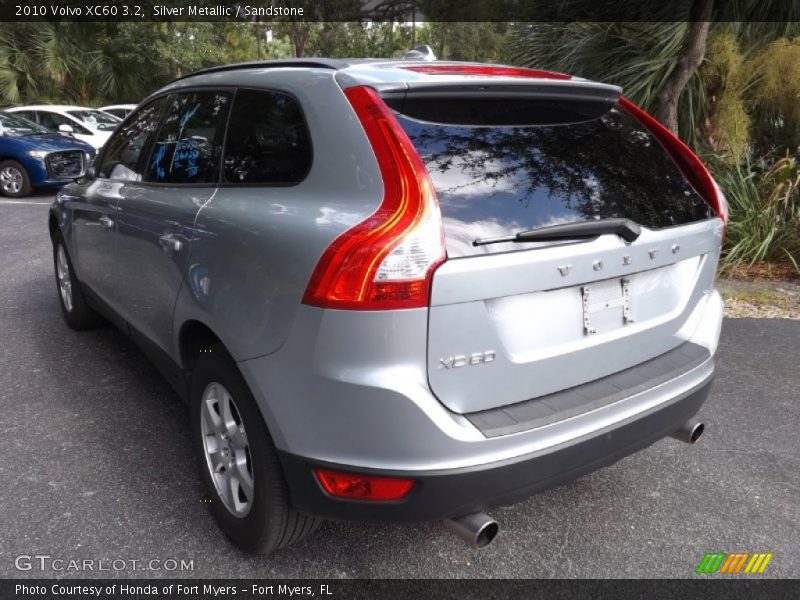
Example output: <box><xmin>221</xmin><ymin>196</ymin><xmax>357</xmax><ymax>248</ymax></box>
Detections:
<box><xmin>390</xmin><ymin>77</ymin><xmax>722</xmax><ymax>415</ymax></box>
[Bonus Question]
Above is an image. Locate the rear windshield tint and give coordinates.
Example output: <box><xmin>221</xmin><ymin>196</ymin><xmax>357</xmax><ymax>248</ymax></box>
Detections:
<box><xmin>397</xmin><ymin>106</ymin><xmax>712</xmax><ymax>258</ymax></box>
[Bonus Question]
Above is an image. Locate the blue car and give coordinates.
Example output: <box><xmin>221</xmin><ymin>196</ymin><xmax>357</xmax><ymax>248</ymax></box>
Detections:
<box><xmin>0</xmin><ymin>111</ymin><xmax>95</xmax><ymax>197</ymax></box>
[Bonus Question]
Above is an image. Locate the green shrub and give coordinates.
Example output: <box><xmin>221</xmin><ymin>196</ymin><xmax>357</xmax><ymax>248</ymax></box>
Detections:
<box><xmin>713</xmin><ymin>156</ymin><xmax>800</xmax><ymax>273</ymax></box>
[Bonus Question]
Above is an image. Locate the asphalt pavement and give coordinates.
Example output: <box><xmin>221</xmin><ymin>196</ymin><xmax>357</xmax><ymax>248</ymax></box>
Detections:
<box><xmin>1</xmin><ymin>194</ymin><xmax>798</xmax><ymax>578</ymax></box>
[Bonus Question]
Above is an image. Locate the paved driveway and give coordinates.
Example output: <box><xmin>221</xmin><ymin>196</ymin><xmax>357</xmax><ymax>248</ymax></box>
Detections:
<box><xmin>1</xmin><ymin>195</ymin><xmax>797</xmax><ymax>578</ymax></box>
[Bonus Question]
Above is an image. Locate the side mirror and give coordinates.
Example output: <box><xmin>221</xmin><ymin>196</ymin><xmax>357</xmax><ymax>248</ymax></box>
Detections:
<box><xmin>58</xmin><ymin>124</ymin><xmax>74</xmax><ymax>135</ymax></box>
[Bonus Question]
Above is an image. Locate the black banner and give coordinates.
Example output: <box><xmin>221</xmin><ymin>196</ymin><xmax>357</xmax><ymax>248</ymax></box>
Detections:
<box><xmin>2</xmin><ymin>0</ymin><xmax>800</xmax><ymax>23</ymax></box>
<box><xmin>3</xmin><ymin>579</ymin><xmax>800</xmax><ymax>600</ymax></box>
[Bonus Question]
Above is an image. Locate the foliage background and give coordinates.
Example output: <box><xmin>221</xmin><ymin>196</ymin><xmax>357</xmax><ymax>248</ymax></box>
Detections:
<box><xmin>0</xmin><ymin>22</ymin><xmax>510</xmax><ymax>105</ymax></box>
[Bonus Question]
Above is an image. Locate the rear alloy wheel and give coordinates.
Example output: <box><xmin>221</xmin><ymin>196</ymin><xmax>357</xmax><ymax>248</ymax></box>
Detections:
<box><xmin>52</xmin><ymin>232</ymin><xmax>103</xmax><ymax>330</ymax></box>
<box><xmin>0</xmin><ymin>160</ymin><xmax>32</xmax><ymax>198</ymax></box>
<box><xmin>200</xmin><ymin>382</ymin><xmax>255</xmax><ymax>517</ymax></box>
<box><xmin>191</xmin><ymin>345</ymin><xmax>321</xmax><ymax>554</ymax></box>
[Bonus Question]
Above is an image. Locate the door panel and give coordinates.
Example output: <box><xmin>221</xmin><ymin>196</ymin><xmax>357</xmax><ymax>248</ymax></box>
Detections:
<box><xmin>79</xmin><ymin>96</ymin><xmax>170</xmax><ymax>315</ymax></box>
<box><xmin>111</xmin><ymin>90</ymin><xmax>231</xmax><ymax>355</ymax></box>
<box><xmin>113</xmin><ymin>186</ymin><xmax>209</xmax><ymax>352</ymax></box>
<box><xmin>69</xmin><ymin>179</ymin><xmax>121</xmax><ymax>301</ymax></box>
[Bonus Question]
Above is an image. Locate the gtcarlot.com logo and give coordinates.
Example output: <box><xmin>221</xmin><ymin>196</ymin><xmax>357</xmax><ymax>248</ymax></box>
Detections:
<box><xmin>15</xmin><ymin>554</ymin><xmax>194</xmax><ymax>572</ymax></box>
<box><xmin>696</xmin><ymin>552</ymin><xmax>773</xmax><ymax>574</ymax></box>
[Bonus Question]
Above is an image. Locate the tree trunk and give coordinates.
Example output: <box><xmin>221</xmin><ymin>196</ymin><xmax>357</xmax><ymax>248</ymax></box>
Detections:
<box><xmin>411</xmin><ymin>1</ymin><xmax>416</xmax><ymax>47</ymax></box>
<box><xmin>653</xmin><ymin>0</ymin><xmax>714</xmax><ymax>133</ymax></box>
<box><xmin>166</xmin><ymin>22</ymin><xmax>178</xmax><ymax>79</ymax></box>
<box><xmin>291</xmin><ymin>23</ymin><xmax>309</xmax><ymax>58</ymax></box>
<box><xmin>436</xmin><ymin>25</ymin><xmax>447</xmax><ymax>60</ymax></box>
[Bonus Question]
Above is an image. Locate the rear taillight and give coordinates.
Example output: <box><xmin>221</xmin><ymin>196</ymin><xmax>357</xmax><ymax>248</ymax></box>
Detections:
<box><xmin>400</xmin><ymin>64</ymin><xmax>571</xmax><ymax>80</ymax></box>
<box><xmin>302</xmin><ymin>85</ymin><xmax>446</xmax><ymax>310</ymax></box>
<box><xmin>314</xmin><ymin>469</ymin><xmax>415</xmax><ymax>501</ymax></box>
<box><xmin>619</xmin><ymin>97</ymin><xmax>728</xmax><ymax>227</ymax></box>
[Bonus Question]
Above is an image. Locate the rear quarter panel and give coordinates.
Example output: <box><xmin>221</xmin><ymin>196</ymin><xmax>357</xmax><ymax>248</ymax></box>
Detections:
<box><xmin>171</xmin><ymin>69</ymin><xmax>384</xmax><ymax>361</ymax></box>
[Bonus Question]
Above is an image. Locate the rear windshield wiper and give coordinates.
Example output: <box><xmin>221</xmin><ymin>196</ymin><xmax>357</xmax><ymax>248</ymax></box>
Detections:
<box><xmin>473</xmin><ymin>218</ymin><xmax>642</xmax><ymax>247</ymax></box>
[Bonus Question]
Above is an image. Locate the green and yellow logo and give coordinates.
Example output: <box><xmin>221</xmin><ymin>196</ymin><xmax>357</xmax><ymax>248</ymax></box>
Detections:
<box><xmin>696</xmin><ymin>552</ymin><xmax>773</xmax><ymax>574</ymax></box>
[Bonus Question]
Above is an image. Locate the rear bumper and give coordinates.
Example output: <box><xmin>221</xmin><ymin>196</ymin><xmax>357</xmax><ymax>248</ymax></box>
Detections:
<box><xmin>279</xmin><ymin>373</ymin><xmax>713</xmax><ymax>522</ymax></box>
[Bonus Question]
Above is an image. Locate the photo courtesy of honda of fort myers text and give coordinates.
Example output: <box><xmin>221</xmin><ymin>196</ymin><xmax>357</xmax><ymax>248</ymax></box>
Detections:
<box><xmin>14</xmin><ymin>583</ymin><xmax>334</xmax><ymax>597</ymax></box>
<box><xmin>1</xmin><ymin>0</ymin><xmax>798</xmax><ymax>598</ymax></box>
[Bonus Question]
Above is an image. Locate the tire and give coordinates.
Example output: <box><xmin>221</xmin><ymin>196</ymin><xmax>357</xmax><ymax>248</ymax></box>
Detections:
<box><xmin>0</xmin><ymin>160</ymin><xmax>32</xmax><ymax>198</ymax></box>
<box><xmin>52</xmin><ymin>231</ymin><xmax>104</xmax><ymax>330</ymax></box>
<box><xmin>191</xmin><ymin>344</ymin><xmax>321</xmax><ymax>554</ymax></box>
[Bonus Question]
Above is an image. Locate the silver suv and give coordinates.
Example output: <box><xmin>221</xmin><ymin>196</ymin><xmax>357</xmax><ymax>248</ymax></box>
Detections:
<box><xmin>49</xmin><ymin>58</ymin><xmax>726</xmax><ymax>553</ymax></box>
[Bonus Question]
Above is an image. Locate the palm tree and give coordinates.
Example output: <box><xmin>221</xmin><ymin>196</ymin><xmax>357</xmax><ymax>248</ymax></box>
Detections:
<box><xmin>0</xmin><ymin>24</ymin><xmax>41</xmax><ymax>104</ymax></box>
<box><xmin>509</xmin><ymin>1</ymin><xmax>800</xmax><ymax>150</ymax></box>
<box><xmin>0</xmin><ymin>22</ymin><xmax>165</xmax><ymax>106</ymax></box>
<box><xmin>509</xmin><ymin>5</ymin><xmax>800</xmax><ymax>271</ymax></box>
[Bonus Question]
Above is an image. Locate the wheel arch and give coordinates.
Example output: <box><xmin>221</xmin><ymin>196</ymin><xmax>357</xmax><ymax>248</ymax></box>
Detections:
<box><xmin>0</xmin><ymin>156</ymin><xmax>30</xmax><ymax>172</ymax></box>
<box><xmin>178</xmin><ymin>319</ymin><xmax>226</xmax><ymax>372</ymax></box>
<box><xmin>178</xmin><ymin>318</ymin><xmax>287</xmax><ymax>445</ymax></box>
<box><xmin>48</xmin><ymin>212</ymin><xmax>60</xmax><ymax>240</ymax></box>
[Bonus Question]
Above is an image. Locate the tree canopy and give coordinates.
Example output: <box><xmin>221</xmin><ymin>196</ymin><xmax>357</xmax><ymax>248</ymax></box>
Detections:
<box><xmin>0</xmin><ymin>21</ymin><xmax>511</xmax><ymax>106</ymax></box>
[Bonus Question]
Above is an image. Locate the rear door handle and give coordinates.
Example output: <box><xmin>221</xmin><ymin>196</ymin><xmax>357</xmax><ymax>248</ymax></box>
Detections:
<box><xmin>159</xmin><ymin>233</ymin><xmax>183</xmax><ymax>254</ymax></box>
<box><xmin>99</xmin><ymin>215</ymin><xmax>114</xmax><ymax>229</ymax></box>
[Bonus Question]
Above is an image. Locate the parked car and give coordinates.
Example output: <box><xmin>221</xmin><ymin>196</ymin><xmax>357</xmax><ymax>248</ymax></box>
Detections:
<box><xmin>49</xmin><ymin>58</ymin><xmax>726</xmax><ymax>554</ymax></box>
<box><xmin>0</xmin><ymin>111</ymin><xmax>93</xmax><ymax>197</ymax></box>
<box><xmin>100</xmin><ymin>104</ymin><xmax>138</xmax><ymax>120</ymax></box>
<box><xmin>6</xmin><ymin>105</ymin><xmax>121</xmax><ymax>149</ymax></box>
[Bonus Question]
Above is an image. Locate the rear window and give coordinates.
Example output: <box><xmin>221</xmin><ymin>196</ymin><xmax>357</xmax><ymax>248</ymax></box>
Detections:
<box><xmin>222</xmin><ymin>89</ymin><xmax>311</xmax><ymax>185</ymax></box>
<box><xmin>397</xmin><ymin>106</ymin><xmax>711</xmax><ymax>258</ymax></box>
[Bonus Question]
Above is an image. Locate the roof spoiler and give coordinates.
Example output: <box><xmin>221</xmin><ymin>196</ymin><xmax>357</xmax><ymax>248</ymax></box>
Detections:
<box><xmin>399</xmin><ymin>78</ymin><xmax>620</xmax><ymax>101</ymax></box>
<box><xmin>382</xmin><ymin>79</ymin><xmax>622</xmax><ymax>126</ymax></box>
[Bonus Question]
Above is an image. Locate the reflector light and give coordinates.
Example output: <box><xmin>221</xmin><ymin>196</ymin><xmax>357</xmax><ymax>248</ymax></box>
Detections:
<box><xmin>302</xmin><ymin>85</ymin><xmax>446</xmax><ymax>310</ymax></box>
<box><xmin>314</xmin><ymin>469</ymin><xmax>415</xmax><ymax>501</ymax></box>
<box><xmin>400</xmin><ymin>64</ymin><xmax>572</xmax><ymax>80</ymax></box>
<box><xmin>619</xmin><ymin>97</ymin><xmax>728</xmax><ymax>227</ymax></box>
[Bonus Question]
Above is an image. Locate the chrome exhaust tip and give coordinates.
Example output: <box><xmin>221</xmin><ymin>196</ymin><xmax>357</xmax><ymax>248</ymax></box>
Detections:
<box><xmin>443</xmin><ymin>512</ymin><xmax>499</xmax><ymax>549</ymax></box>
<box><xmin>670</xmin><ymin>420</ymin><xmax>705</xmax><ymax>444</ymax></box>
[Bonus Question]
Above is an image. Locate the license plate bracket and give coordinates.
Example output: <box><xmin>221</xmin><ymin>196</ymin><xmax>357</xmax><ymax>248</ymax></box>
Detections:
<box><xmin>582</xmin><ymin>278</ymin><xmax>634</xmax><ymax>335</ymax></box>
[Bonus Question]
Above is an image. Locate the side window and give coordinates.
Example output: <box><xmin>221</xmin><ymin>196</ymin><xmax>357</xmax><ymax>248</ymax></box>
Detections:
<box><xmin>36</xmin><ymin>111</ymin><xmax>64</xmax><ymax>131</ymax></box>
<box><xmin>16</xmin><ymin>111</ymin><xmax>36</xmax><ymax>122</ymax></box>
<box><xmin>38</xmin><ymin>112</ymin><xmax>91</xmax><ymax>135</ymax></box>
<box><xmin>97</xmin><ymin>97</ymin><xmax>167</xmax><ymax>181</ymax></box>
<box><xmin>223</xmin><ymin>89</ymin><xmax>312</xmax><ymax>184</ymax></box>
<box><xmin>144</xmin><ymin>91</ymin><xmax>231</xmax><ymax>184</ymax></box>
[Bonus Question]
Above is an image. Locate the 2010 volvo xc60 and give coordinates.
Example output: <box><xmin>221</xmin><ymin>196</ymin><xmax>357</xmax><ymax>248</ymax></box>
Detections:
<box><xmin>49</xmin><ymin>57</ymin><xmax>725</xmax><ymax>553</ymax></box>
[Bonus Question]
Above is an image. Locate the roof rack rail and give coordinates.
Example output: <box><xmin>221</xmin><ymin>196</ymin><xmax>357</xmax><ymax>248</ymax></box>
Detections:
<box><xmin>175</xmin><ymin>58</ymin><xmax>348</xmax><ymax>81</ymax></box>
